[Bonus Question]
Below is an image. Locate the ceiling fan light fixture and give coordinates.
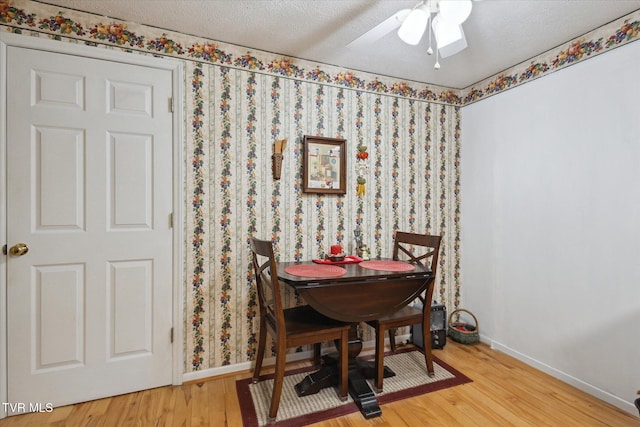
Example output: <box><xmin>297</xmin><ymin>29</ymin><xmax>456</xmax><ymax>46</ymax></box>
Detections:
<box><xmin>432</xmin><ymin>14</ymin><xmax>467</xmax><ymax>57</ymax></box>
<box><xmin>391</xmin><ymin>0</ymin><xmax>471</xmax><ymax>68</ymax></box>
<box><xmin>397</xmin><ymin>1</ymin><xmax>430</xmax><ymax>45</ymax></box>
<box><xmin>438</xmin><ymin>30</ymin><xmax>467</xmax><ymax>58</ymax></box>
<box><xmin>438</xmin><ymin>0</ymin><xmax>472</xmax><ymax>25</ymax></box>
<box><xmin>432</xmin><ymin>16</ymin><xmax>462</xmax><ymax>47</ymax></box>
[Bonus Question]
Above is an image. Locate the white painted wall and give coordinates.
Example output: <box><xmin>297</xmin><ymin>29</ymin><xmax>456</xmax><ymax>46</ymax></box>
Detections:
<box><xmin>461</xmin><ymin>40</ymin><xmax>640</xmax><ymax>415</ymax></box>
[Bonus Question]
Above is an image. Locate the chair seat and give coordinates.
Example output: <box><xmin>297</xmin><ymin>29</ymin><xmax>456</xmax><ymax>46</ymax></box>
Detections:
<box><xmin>367</xmin><ymin>305</ymin><xmax>422</xmax><ymax>326</ymax></box>
<box><xmin>284</xmin><ymin>305</ymin><xmax>351</xmax><ymax>337</ymax></box>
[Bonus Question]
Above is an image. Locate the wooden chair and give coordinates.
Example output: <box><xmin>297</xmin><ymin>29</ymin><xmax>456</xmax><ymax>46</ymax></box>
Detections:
<box><xmin>250</xmin><ymin>237</ymin><xmax>350</xmax><ymax>423</ymax></box>
<box><xmin>365</xmin><ymin>231</ymin><xmax>442</xmax><ymax>393</ymax></box>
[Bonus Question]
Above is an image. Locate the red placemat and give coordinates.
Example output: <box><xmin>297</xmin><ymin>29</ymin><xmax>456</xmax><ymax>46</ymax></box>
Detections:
<box><xmin>312</xmin><ymin>255</ymin><xmax>363</xmax><ymax>265</ymax></box>
<box><xmin>358</xmin><ymin>260</ymin><xmax>415</xmax><ymax>272</ymax></box>
<box><xmin>284</xmin><ymin>264</ymin><xmax>347</xmax><ymax>278</ymax></box>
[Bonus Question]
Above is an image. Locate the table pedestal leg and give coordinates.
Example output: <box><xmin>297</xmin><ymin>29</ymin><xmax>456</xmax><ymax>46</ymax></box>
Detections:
<box><xmin>347</xmin><ymin>368</ymin><xmax>381</xmax><ymax>418</ymax></box>
<box><xmin>354</xmin><ymin>357</ymin><xmax>396</xmax><ymax>381</ymax></box>
<box><xmin>293</xmin><ymin>365</ymin><xmax>336</xmax><ymax>397</ymax></box>
<box><xmin>293</xmin><ymin>325</ymin><xmax>394</xmax><ymax>419</ymax></box>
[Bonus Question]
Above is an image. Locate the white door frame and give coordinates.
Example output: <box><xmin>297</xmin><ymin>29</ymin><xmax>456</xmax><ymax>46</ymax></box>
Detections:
<box><xmin>0</xmin><ymin>32</ymin><xmax>185</xmax><ymax>419</ymax></box>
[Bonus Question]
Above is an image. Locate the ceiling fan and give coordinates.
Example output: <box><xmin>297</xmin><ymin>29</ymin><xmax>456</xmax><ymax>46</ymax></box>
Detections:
<box><xmin>347</xmin><ymin>0</ymin><xmax>474</xmax><ymax>69</ymax></box>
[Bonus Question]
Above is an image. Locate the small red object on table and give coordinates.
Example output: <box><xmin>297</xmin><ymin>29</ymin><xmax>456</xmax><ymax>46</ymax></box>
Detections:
<box><xmin>313</xmin><ymin>255</ymin><xmax>362</xmax><ymax>265</ymax></box>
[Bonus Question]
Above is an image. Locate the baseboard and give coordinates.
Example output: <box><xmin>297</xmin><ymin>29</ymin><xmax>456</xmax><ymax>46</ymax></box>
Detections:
<box><xmin>490</xmin><ymin>338</ymin><xmax>638</xmax><ymax>417</ymax></box>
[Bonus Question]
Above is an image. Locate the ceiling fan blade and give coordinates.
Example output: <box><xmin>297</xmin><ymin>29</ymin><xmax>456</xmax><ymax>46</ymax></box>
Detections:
<box><xmin>346</xmin><ymin>9</ymin><xmax>411</xmax><ymax>49</ymax></box>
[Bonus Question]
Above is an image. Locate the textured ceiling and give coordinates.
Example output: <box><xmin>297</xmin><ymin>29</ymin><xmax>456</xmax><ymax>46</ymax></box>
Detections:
<box><xmin>39</xmin><ymin>0</ymin><xmax>640</xmax><ymax>89</ymax></box>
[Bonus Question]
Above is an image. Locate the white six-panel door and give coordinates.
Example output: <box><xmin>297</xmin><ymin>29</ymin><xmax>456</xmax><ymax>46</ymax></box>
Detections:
<box><xmin>5</xmin><ymin>46</ymin><xmax>174</xmax><ymax>410</ymax></box>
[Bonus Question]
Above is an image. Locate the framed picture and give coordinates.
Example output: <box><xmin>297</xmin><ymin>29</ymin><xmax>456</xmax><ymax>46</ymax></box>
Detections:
<box><xmin>302</xmin><ymin>135</ymin><xmax>346</xmax><ymax>194</ymax></box>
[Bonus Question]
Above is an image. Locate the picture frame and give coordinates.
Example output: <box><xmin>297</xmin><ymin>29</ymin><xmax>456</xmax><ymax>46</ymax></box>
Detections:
<box><xmin>302</xmin><ymin>135</ymin><xmax>346</xmax><ymax>194</ymax></box>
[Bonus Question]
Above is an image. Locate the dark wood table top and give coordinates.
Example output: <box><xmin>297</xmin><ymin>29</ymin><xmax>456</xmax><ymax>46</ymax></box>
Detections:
<box><xmin>276</xmin><ymin>259</ymin><xmax>433</xmax><ymax>323</ymax></box>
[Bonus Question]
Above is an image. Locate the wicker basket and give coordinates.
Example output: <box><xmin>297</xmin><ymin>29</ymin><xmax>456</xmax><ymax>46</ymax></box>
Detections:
<box><xmin>448</xmin><ymin>308</ymin><xmax>479</xmax><ymax>344</ymax></box>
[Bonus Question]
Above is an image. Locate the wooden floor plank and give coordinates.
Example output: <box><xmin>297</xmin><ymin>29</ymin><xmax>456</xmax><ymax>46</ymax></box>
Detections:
<box><xmin>80</xmin><ymin>398</ymin><xmax>111</xmax><ymax>427</ymax></box>
<box><xmin>138</xmin><ymin>386</ymin><xmax>171</xmax><ymax>427</ymax></box>
<box><xmin>1</xmin><ymin>341</ymin><xmax>638</xmax><ymax>426</ymax></box>
<box><xmin>93</xmin><ymin>393</ymin><xmax>129</xmax><ymax>427</ymax></box>
<box><xmin>449</xmin><ymin>380</ymin><xmax>535</xmax><ymax>425</ymax></box>
<box><xmin>57</xmin><ymin>399</ymin><xmax>93</xmax><ymax>427</ymax></box>
<box><xmin>223</xmin><ymin>376</ymin><xmax>244</xmax><ymax>427</ymax></box>
<box><xmin>189</xmin><ymin>382</ymin><xmax>209</xmax><ymax>426</ymax></box>
<box><xmin>165</xmin><ymin>384</ymin><xmax>191</xmax><ymax>427</ymax></box>
<box><xmin>392</xmin><ymin>393</ymin><xmax>466</xmax><ymax>426</ymax></box>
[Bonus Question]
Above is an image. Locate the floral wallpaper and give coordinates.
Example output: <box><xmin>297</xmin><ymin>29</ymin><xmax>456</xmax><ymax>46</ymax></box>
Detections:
<box><xmin>184</xmin><ymin>62</ymin><xmax>462</xmax><ymax>370</ymax></box>
<box><xmin>1</xmin><ymin>0</ymin><xmax>638</xmax><ymax>373</ymax></box>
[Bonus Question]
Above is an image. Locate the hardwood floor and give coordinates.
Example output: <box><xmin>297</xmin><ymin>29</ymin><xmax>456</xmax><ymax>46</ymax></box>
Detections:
<box><xmin>1</xmin><ymin>341</ymin><xmax>638</xmax><ymax>426</ymax></box>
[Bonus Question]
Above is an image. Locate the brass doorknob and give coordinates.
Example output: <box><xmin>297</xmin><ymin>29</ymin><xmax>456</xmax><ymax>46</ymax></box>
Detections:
<box><xmin>9</xmin><ymin>243</ymin><xmax>29</xmax><ymax>256</ymax></box>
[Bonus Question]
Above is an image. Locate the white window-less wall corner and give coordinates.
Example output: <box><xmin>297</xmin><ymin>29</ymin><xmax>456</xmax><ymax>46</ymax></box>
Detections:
<box><xmin>461</xmin><ymin>39</ymin><xmax>640</xmax><ymax>415</ymax></box>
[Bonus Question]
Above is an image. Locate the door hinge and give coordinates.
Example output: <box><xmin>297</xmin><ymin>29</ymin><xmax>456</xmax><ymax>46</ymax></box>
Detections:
<box><xmin>168</xmin><ymin>97</ymin><xmax>174</xmax><ymax>113</ymax></box>
<box><xmin>170</xmin><ymin>327</ymin><xmax>174</xmax><ymax>343</ymax></box>
<box><xmin>169</xmin><ymin>212</ymin><xmax>174</xmax><ymax>228</ymax></box>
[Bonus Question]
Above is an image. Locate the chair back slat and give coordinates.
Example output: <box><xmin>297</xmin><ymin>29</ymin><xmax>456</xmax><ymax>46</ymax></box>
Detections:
<box><xmin>393</xmin><ymin>231</ymin><xmax>442</xmax><ymax>305</ymax></box>
<box><xmin>250</xmin><ymin>237</ymin><xmax>284</xmax><ymax>329</ymax></box>
<box><xmin>393</xmin><ymin>231</ymin><xmax>442</xmax><ymax>278</ymax></box>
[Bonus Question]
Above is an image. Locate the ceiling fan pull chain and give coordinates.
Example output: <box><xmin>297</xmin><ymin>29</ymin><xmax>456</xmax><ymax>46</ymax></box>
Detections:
<box><xmin>427</xmin><ymin>3</ymin><xmax>434</xmax><ymax>56</ymax></box>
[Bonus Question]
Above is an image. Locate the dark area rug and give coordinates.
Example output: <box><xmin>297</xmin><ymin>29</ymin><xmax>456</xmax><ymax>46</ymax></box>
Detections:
<box><xmin>236</xmin><ymin>347</ymin><xmax>472</xmax><ymax>426</ymax></box>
